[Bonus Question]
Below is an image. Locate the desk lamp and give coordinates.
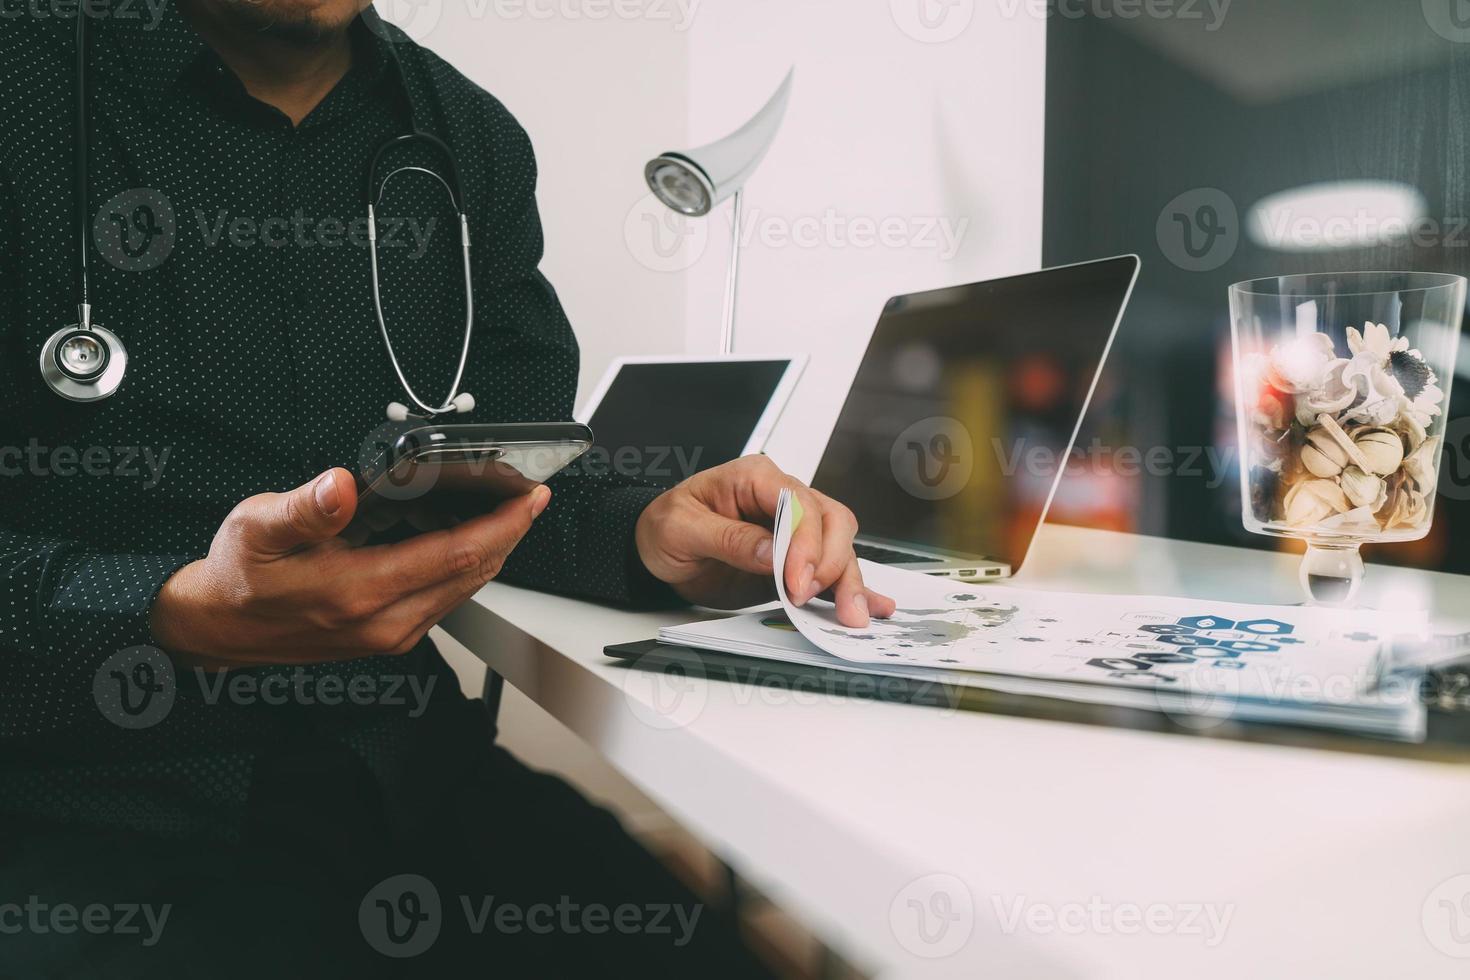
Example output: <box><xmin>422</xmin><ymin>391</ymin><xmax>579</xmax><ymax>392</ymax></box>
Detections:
<box><xmin>644</xmin><ymin>69</ymin><xmax>793</xmax><ymax>355</ymax></box>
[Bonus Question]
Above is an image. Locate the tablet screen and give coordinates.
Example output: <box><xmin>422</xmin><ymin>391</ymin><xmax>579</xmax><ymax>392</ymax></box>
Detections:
<box><xmin>584</xmin><ymin>359</ymin><xmax>795</xmax><ymax>489</ymax></box>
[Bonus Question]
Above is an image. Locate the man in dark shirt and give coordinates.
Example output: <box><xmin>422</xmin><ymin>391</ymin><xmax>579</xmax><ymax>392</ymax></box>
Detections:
<box><xmin>0</xmin><ymin>0</ymin><xmax>894</xmax><ymax>973</ymax></box>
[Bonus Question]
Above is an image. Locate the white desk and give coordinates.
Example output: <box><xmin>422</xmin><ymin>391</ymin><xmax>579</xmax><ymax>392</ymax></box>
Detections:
<box><xmin>441</xmin><ymin>525</ymin><xmax>1470</xmax><ymax>979</ymax></box>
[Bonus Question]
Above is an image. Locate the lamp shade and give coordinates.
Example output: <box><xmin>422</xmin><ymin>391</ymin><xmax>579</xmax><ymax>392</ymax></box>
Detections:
<box><xmin>644</xmin><ymin>69</ymin><xmax>794</xmax><ymax>217</ymax></box>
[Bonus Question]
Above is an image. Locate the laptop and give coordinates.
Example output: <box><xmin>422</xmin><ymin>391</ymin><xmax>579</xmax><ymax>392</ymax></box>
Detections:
<box><xmin>576</xmin><ymin>354</ymin><xmax>806</xmax><ymax>489</ymax></box>
<box><xmin>810</xmin><ymin>255</ymin><xmax>1140</xmax><ymax>581</ymax></box>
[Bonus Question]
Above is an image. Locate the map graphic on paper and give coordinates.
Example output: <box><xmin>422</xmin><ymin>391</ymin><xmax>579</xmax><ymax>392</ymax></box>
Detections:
<box><xmin>769</xmin><ymin>490</ymin><xmax>1402</xmax><ymax>704</ymax></box>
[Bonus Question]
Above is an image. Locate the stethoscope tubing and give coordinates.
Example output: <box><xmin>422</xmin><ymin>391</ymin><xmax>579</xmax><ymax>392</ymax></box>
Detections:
<box><xmin>49</xmin><ymin>12</ymin><xmax>478</xmax><ymax>418</ymax></box>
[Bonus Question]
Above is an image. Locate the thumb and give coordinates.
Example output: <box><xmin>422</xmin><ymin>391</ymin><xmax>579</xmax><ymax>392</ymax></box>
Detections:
<box><xmin>242</xmin><ymin>468</ymin><xmax>358</xmax><ymax>555</ymax></box>
<box><xmin>681</xmin><ymin>510</ymin><xmax>775</xmax><ymax>576</ymax></box>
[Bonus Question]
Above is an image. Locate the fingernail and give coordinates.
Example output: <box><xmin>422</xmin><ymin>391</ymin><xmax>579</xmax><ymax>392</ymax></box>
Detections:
<box><xmin>755</xmin><ymin>537</ymin><xmax>773</xmax><ymax>566</ymax></box>
<box><xmin>531</xmin><ymin>485</ymin><xmax>552</xmax><ymax>518</ymax></box>
<box><xmin>314</xmin><ymin>473</ymin><xmax>341</xmax><ymax>515</ymax></box>
<box><xmin>800</xmin><ymin>563</ymin><xmax>816</xmax><ymax>600</ymax></box>
<box><xmin>852</xmin><ymin>593</ymin><xmax>870</xmax><ymax>626</ymax></box>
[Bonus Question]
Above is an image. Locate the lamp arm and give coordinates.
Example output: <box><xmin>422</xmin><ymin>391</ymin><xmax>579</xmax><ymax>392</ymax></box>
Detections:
<box><xmin>720</xmin><ymin>189</ymin><xmax>744</xmax><ymax>356</ymax></box>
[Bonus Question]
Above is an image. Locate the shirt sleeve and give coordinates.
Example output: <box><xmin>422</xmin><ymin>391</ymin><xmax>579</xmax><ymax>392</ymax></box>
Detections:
<box><xmin>465</xmin><ymin>113</ymin><xmax>681</xmax><ymax>609</ymax></box>
<box><xmin>0</xmin><ymin>176</ymin><xmax>198</xmax><ymax>663</ymax></box>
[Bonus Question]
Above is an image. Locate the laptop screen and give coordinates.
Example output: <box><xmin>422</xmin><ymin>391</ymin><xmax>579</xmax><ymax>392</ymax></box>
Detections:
<box><xmin>811</xmin><ymin>256</ymin><xmax>1137</xmax><ymax>568</ymax></box>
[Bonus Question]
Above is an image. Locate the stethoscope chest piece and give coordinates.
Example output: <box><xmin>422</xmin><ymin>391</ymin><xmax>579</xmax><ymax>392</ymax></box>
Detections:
<box><xmin>40</xmin><ymin>319</ymin><xmax>128</xmax><ymax>402</ymax></box>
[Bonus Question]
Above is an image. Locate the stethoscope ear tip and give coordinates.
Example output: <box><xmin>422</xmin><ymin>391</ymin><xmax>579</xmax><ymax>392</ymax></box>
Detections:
<box><xmin>385</xmin><ymin>392</ymin><xmax>475</xmax><ymax>421</ymax></box>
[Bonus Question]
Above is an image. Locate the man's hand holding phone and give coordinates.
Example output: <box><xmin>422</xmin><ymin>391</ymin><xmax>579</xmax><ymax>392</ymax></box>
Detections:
<box><xmin>151</xmin><ymin>467</ymin><xmax>550</xmax><ymax>670</ymax></box>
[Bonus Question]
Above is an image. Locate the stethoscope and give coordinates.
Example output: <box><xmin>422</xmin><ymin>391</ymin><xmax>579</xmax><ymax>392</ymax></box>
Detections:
<box><xmin>42</xmin><ymin>13</ymin><xmax>477</xmax><ymax>422</ymax></box>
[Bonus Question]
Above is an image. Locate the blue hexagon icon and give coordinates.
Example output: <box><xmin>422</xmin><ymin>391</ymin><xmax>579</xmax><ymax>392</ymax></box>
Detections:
<box><xmin>1214</xmin><ymin>640</ymin><xmax>1278</xmax><ymax>653</ymax></box>
<box><xmin>1159</xmin><ymin>634</ymin><xmax>1218</xmax><ymax>647</ymax></box>
<box><xmin>1141</xmin><ymin>624</ymin><xmax>1196</xmax><ymax>636</ymax></box>
<box><xmin>1178</xmin><ymin>615</ymin><xmax>1235</xmax><ymax>631</ymax></box>
<box><xmin>1236</xmin><ymin>619</ymin><xmax>1293</xmax><ymax>636</ymax></box>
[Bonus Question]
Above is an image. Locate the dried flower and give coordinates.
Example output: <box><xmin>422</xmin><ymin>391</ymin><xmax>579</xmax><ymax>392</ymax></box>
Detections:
<box><xmin>1351</xmin><ymin>427</ymin><xmax>1405</xmax><ymax>476</ymax></box>
<box><xmin>1293</xmin><ymin>358</ymin><xmax>1358</xmax><ymax>426</ymax></box>
<box><xmin>1301</xmin><ymin>427</ymin><xmax>1349</xmax><ymax>478</ymax></box>
<box><xmin>1265</xmin><ymin>333</ymin><xmax>1335</xmax><ymax>394</ymax></box>
<box><xmin>1284</xmin><ymin>478</ymin><xmax>1352</xmax><ymax>526</ymax></box>
<box><xmin>1315</xmin><ymin>414</ymin><xmax>1371</xmax><ymax>470</ymax></box>
<box><xmin>1402</xmin><ymin>435</ymin><xmax>1442</xmax><ymax>491</ymax></box>
<box><xmin>1389</xmin><ymin>349</ymin><xmax>1434</xmax><ymax>399</ymax></box>
<box><xmin>1339</xmin><ymin>465</ymin><xmax>1386</xmax><ymax>510</ymax></box>
<box><xmin>1341</xmin><ymin>353</ymin><xmax>1406</xmax><ymax>426</ymax></box>
<box><xmin>1346</xmin><ymin>322</ymin><xmax>1408</xmax><ymax>364</ymax></box>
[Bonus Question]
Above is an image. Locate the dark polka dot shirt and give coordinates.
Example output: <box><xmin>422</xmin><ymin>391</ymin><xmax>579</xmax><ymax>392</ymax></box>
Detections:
<box><xmin>0</xmin><ymin>2</ymin><xmax>675</xmax><ymax>840</ymax></box>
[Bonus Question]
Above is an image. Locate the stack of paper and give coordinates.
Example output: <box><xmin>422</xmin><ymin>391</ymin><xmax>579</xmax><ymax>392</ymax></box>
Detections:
<box><xmin>657</xmin><ymin>491</ymin><xmax>1429</xmax><ymax>741</ymax></box>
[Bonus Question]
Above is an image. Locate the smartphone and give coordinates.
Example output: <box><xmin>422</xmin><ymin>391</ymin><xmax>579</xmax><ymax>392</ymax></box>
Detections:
<box><xmin>350</xmin><ymin>422</ymin><xmax>593</xmax><ymax>540</ymax></box>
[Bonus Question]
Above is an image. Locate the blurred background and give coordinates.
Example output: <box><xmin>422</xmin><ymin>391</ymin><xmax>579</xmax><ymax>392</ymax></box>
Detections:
<box><xmin>1045</xmin><ymin>0</ymin><xmax>1470</xmax><ymax>571</ymax></box>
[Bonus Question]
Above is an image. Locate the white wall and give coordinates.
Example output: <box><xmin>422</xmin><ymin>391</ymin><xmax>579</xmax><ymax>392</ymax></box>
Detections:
<box><xmin>399</xmin><ymin>0</ymin><xmax>1047</xmax><ymax>476</ymax></box>
<box><xmin>390</xmin><ymin>0</ymin><xmax>695</xmax><ymax>398</ymax></box>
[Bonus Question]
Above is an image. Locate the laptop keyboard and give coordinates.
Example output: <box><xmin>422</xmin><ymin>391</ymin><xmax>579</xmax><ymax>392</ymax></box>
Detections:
<box><xmin>853</xmin><ymin>542</ymin><xmax>942</xmax><ymax>565</ymax></box>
